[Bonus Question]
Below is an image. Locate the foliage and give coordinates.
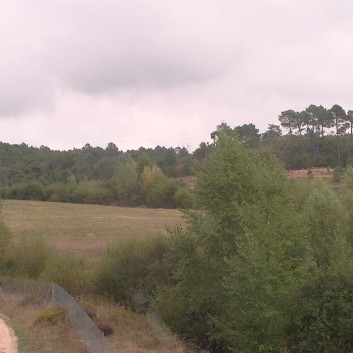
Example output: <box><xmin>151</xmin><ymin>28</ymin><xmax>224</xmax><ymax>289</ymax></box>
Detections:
<box><xmin>287</xmin><ymin>233</ymin><xmax>353</xmax><ymax>353</ymax></box>
<box><xmin>95</xmin><ymin>236</ymin><xmax>172</xmax><ymax>311</ymax></box>
<box><xmin>8</xmin><ymin>236</ymin><xmax>53</xmax><ymax>279</ymax></box>
<box><xmin>40</xmin><ymin>254</ymin><xmax>93</xmax><ymax>296</ymax></box>
<box><xmin>333</xmin><ymin>166</ymin><xmax>344</xmax><ymax>183</ymax></box>
<box><xmin>173</xmin><ymin>186</ymin><xmax>195</xmax><ymax>208</ymax></box>
<box><xmin>153</xmin><ymin>133</ymin><xmax>306</xmax><ymax>352</ymax></box>
<box><xmin>140</xmin><ymin>165</ymin><xmax>179</xmax><ymax>208</ymax></box>
<box><xmin>34</xmin><ymin>308</ymin><xmax>65</xmax><ymax>326</ymax></box>
<box><xmin>2</xmin><ymin>104</ymin><xmax>353</xmax><ymax>209</ymax></box>
<box><xmin>302</xmin><ymin>179</ymin><xmax>343</xmax><ymax>267</ymax></box>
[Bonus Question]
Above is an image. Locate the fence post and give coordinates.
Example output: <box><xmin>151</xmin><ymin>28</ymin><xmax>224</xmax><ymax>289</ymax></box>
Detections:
<box><xmin>23</xmin><ymin>280</ymin><xmax>26</xmax><ymax>298</ymax></box>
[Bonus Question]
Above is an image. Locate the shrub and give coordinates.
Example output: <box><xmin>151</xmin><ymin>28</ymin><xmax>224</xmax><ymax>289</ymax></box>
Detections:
<box><xmin>10</xmin><ymin>236</ymin><xmax>52</xmax><ymax>279</ymax></box>
<box><xmin>3</xmin><ymin>181</ymin><xmax>48</xmax><ymax>201</ymax></box>
<box><xmin>173</xmin><ymin>186</ymin><xmax>195</xmax><ymax>208</ymax></box>
<box><xmin>95</xmin><ymin>236</ymin><xmax>171</xmax><ymax>310</ymax></box>
<box><xmin>40</xmin><ymin>254</ymin><xmax>93</xmax><ymax>296</ymax></box>
<box><xmin>288</xmin><ymin>231</ymin><xmax>353</xmax><ymax>353</ymax></box>
<box><xmin>333</xmin><ymin>166</ymin><xmax>344</xmax><ymax>183</ymax></box>
<box><xmin>35</xmin><ymin>307</ymin><xmax>65</xmax><ymax>325</ymax></box>
<box><xmin>288</xmin><ymin>271</ymin><xmax>353</xmax><ymax>353</ymax></box>
<box><xmin>140</xmin><ymin>166</ymin><xmax>177</xmax><ymax>208</ymax></box>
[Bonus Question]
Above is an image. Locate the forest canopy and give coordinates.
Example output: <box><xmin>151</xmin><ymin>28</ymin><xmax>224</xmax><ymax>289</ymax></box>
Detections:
<box><xmin>1</xmin><ymin>103</ymin><xmax>353</xmax><ymax>206</ymax></box>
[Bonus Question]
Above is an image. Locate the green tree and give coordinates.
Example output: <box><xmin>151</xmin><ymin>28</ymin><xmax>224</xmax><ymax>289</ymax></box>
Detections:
<box><xmin>330</xmin><ymin>104</ymin><xmax>347</xmax><ymax>166</ymax></box>
<box><xmin>154</xmin><ymin>133</ymin><xmax>306</xmax><ymax>352</ymax></box>
<box><xmin>140</xmin><ymin>165</ymin><xmax>177</xmax><ymax>208</ymax></box>
<box><xmin>279</xmin><ymin>110</ymin><xmax>299</xmax><ymax>136</ymax></box>
<box><xmin>111</xmin><ymin>158</ymin><xmax>139</xmax><ymax>205</ymax></box>
<box><xmin>262</xmin><ymin>124</ymin><xmax>282</xmax><ymax>140</ymax></box>
<box><xmin>234</xmin><ymin>123</ymin><xmax>261</xmax><ymax>146</ymax></box>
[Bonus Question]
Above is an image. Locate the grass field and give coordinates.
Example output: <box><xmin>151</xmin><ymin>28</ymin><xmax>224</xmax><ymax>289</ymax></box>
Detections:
<box><xmin>2</xmin><ymin>200</ymin><xmax>184</xmax><ymax>258</ymax></box>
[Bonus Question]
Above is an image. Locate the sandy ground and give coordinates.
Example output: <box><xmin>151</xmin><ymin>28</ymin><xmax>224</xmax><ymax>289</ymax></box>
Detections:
<box><xmin>0</xmin><ymin>318</ymin><xmax>17</xmax><ymax>353</ymax></box>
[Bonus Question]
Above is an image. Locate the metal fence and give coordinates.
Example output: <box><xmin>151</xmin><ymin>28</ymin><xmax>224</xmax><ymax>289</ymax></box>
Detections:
<box><xmin>0</xmin><ymin>276</ymin><xmax>117</xmax><ymax>353</ymax></box>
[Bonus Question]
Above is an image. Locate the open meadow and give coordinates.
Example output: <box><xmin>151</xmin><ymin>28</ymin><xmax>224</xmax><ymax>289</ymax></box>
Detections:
<box><xmin>2</xmin><ymin>200</ymin><xmax>184</xmax><ymax>258</ymax></box>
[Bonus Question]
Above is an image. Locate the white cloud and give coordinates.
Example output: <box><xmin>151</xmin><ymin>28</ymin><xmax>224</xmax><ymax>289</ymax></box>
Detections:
<box><xmin>1</xmin><ymin>0</ymin><xmax>353</xmax><ymax>149</ymax></box>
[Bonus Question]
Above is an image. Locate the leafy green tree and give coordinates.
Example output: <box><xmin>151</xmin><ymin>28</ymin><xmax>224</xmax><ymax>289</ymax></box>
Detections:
<box><xmin>111</xmin><ymin>158</ymin><xmax>139</xmax><ymax>206</ymax></box>
<box><xmin>193</xmin><ymin>142</ymin><xmax>210</xmax><ymax>160</ymax></box>
<box><xmin>306</xmin><ymin>105</ymin><xmax>330</xmax><ymax>137</ymax></box>
<box><xmin>279</xmin><ymin>110</ymin><xmax>299</xmax><ymax>136</ymax></box>
<box><xmin>136</xmin><ymin>152</ymin><xmax>154</xmax><ymax>177</ymax></box>
<box><xmin>154</xmin><ymin>133</ymin><xmax>306</xmax><ymax>352</ymax></box>
<box><xmin>234</xmin><ymin>123</ymin><xmax>261</xmax><ymax>146</ymax></box>
<box><xmin>140</xmin><ymin>165</ymin><xmax>177</xmax><ymax>208</ymax></box>
<box><xmin>262</xmin><ymin>124</ymin><xmax>282</xmax><ymax>140</ymax></box>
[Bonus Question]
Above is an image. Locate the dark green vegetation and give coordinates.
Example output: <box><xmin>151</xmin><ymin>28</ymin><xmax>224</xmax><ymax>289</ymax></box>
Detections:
<box><xmin>3</xmin><ymin>132</ymin><xmax>353</xmax><ymax>352</ymax></box>
<box><xmin>0</xmin><ymin>143</ymin><xmax>195</xmax><ymax>208</ymax></box>
<box><xmin>1</xmin><ymin>103</ymin><xmax>353</xmax><ymax>208</ymax></box>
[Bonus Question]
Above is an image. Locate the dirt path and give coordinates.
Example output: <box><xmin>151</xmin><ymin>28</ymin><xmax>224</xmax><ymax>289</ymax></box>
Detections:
<box><xmin>0</xmin><ymin>318</ymin><xmax>17</xmax><ymax>353</ymax></box>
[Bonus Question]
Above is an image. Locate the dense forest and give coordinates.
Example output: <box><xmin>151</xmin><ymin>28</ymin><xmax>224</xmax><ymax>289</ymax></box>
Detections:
<box><xmin>1</xmin><ymin>103</ymin><xmax>353</xmax><ymax>207</ymax></box>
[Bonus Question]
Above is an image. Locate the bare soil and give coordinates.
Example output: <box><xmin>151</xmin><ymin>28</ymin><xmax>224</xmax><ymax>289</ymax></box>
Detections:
<box><xmin>0</xmin><ymin>317</ymin><xmax>17</xmax><ymax>353</ymax></box>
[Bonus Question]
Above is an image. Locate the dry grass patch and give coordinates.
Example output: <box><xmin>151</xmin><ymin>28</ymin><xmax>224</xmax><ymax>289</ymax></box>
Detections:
<box><xmin>79</xmin><ymin>298</ymin><xmax>195</xmax><ymax>353</ymax></box>
<box><xmin>2</xmin><ymin>200</ymin><xmax>183</xmax><ymax>258</ymax></box>
<box><xmin>0</xmin><ymin>295</ymin><xmax>85</xmax><ymax>353</ymax></box>
<box><xmin>288</xmin><ymin>168</ymin><xmax>334</xmax><ymax>180</ymax></box>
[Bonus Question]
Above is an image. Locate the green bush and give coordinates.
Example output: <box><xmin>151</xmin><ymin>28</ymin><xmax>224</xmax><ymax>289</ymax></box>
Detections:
<box><xmin>173</xmin><ymin>186</ymin><xmax>195</xmax><ymax>208</ymax></box>
<box><xmin>9</xmin><ymin>236</ymin><xmax>52</xmax><ymax>279</ymax></box>
<box><xmin>288</xmin><ymin>271</ymin><xmax>353</xmax><ymax>353</ymax></box>
<box><xmin>46</xmin><ymin>182</ymin><xmax>76</xmax><ymax>202</ymax></box>
<box><xmin>95</xmin><ymin>236</ymin><xmax>171</xmax><ymax>310</ymax></box>
<box><xmin>140</xmin><ymin>166</ymin><xmax>178</xmax><ymax>208</ymax></box>
<box><xmin>3</xmin><ymin>181</ymin><xmax>48</xmax><ymax>201</ymax></box>
<box><xmin>46</xmin><ymin>180</ymin><xmax>112</xmax><ymax>204</ymax></box>
<box><xmin>35</xmin><ymin>308</ymin><xmax>65</xmax><ymax>325</ymax></box>
<box><xmin>333</xmin><ymin>166</ymin><xmax>344</xmax><ymax>183</ymax></box>
<box><xmin>40</xmin><ymin>254</ymin><xmax>93</xmax><ymax>296</ymax></box>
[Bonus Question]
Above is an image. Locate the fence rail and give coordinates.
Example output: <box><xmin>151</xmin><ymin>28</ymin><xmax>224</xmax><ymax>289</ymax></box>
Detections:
<box><xmin>0</xmin><ymin>276</ymin><xmax>117</xmax><ymax>353</ymax></box>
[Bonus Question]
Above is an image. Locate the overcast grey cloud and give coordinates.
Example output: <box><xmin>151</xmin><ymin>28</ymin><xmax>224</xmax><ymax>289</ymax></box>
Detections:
<box><xmin>1</xmin><ymin>0</ymin><xmax>353</xmax><ymax>150</ymax></box>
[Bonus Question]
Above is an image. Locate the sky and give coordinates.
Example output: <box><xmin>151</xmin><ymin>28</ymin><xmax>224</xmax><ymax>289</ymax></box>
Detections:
<box><xmin>1</xmin><ymin>0</ymin><xmax>353</xmax><ymax>151</ymax></box>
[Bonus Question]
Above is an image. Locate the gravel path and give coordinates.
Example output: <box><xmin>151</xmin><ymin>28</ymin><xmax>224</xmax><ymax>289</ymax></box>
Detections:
<box><xmin>0</xmin><ymin>318</ymin><xmax>17</xmax><ymax>353</ymax></box>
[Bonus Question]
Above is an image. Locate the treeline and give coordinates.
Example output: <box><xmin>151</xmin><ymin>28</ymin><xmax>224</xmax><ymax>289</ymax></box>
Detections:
<box><xmin>275</xmin><ymin>103</ymin><xmax>353</xmax><ymax>168</ymax></box>
<box><xmin>1</xmin><ymin>102</ymin><xmax>353</xmax><ymax>207</ymax></box>
<box><xmin>3</xmin><ymin>133</ymin><xmax>353</xmax><ymax>352</ymax></box>
<box><xmin>0</xmin><ymin>143</ymin><xmax>195</xmax><ymax>208</ymax></box>
<box><xmin>214</xmin><ymin>103</ymin><xmax>353</xmax><ymax>170</ymax></box>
